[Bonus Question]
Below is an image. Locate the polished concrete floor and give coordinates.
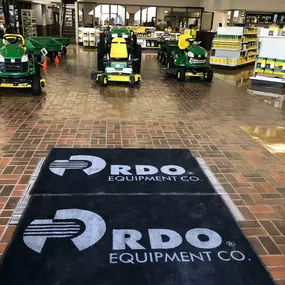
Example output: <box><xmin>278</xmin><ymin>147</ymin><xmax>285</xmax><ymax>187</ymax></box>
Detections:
<box><xmin>1</xmin><ymin>45</ymin><xmax>285</xmax><ymax>283</ymax></box>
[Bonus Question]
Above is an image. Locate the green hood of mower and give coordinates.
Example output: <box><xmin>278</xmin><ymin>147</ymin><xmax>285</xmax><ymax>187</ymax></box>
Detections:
<box><xmin>110</xmin><ymin>26</ymin><xmax>130</xmax><ymax>36</ymax></box>
<box><xmin>188</xmin><ymin>43</ymin><xmax>206</xmax><ymax>55</ymax></box>
<box><xmin>0</xmin><ymin>44</ymin><xmax>25</xmax><ymax>59</ymax></box>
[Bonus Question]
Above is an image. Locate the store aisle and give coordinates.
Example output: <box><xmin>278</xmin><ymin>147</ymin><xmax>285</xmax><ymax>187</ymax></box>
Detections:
<box><xmin>0</xmin><ymin>45</ymin><xmax>285</xmax><ymax>283</ymax></box>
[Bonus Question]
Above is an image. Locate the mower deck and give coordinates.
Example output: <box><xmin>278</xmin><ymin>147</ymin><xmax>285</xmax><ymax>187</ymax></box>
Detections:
<box><xmin>0</xmin><ymin>78</ymin><xmax>46</xmax><ymax>88</ymax></box>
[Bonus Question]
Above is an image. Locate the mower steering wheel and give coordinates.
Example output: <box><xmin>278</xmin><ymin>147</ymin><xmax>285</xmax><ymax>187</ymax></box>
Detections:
<box><xmin>3</xmin><ymin>35</ymin><xmax>24</xmax><ymax>46</ymax></box>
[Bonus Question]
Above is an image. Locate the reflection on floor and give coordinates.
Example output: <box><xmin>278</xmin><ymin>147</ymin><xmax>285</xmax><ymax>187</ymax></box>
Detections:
<box><xmin>249</xmin><ymin>91</ymin><xmax>285</xmax><ymax>110</ymax></box>
<box><xmin>213</xmin><ymin>67</ymin><xmax>254</xmax><ymax>88</ymax></box>
<box><xmin>242</xmin><ymin>126</ymin><xmax>285</xmax><ymax>163</ymax></box>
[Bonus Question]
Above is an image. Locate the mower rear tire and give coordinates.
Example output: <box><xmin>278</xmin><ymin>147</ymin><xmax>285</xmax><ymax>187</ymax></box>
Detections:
<box><xmin>61</xmin><ymin>46</ymin><xmax>67</xmax><ymax>55</ymax></box>
<box><xmin>31</xmin><ymin>75</ymin><xmax>41</xmax><ymax>96</ymax></box>
<box><xmin>177</xmin><ymin>68</ymin><xmax>186</xmax><ymax>82</ymax></box>
<box><xmin>133</xmin><ymin>44</ymin><xmax>142</xmax><ymax>74</ymax></box>
<box><xmin>204</xmin><ymin>69</ymin><xmax>213</xmax><ymax>82</ymax></box>
<box><xmin>167</xmin><ymin>56</ymin><xmax>175</xmax><ymax>68</ymax></box>
<box><xmin>97</xmin><ymin>34</ymin><xmax>106</xmax><ymax>71</ymax></box>
<box><xmin>157</xmin><ymin>52</ymin><xmax>161</xmax><ymax>61</ymax></box>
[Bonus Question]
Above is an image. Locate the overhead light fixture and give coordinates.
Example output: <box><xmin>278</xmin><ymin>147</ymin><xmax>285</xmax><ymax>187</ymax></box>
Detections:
<box><xmin>165</xmin><ymin>11</ymin><xmax>168</xmax><ymax>13</ymax></box>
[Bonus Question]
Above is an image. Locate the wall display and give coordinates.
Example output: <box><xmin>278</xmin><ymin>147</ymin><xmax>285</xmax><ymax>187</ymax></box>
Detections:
<box><xmin>250</xmin><ymin>34</ymin><xmax>285</xmax><ymax>94</ymax></box>
<box><xmin>210</xmin><ymin>27</ymin><xmax>257</xmax><ymax>67</ymax></box>
<box><xmin>245</xmin><ymin>13</ymin><xmax>273</xmax><ymax>25</ymax></box>
<box><xmin>21</xmin><ymin>9</ymin><xmax>37</xmax><ymax>37</ymax></box>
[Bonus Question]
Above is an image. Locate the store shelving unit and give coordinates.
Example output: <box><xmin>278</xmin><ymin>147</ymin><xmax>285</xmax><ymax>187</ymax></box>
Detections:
<box><xmin>250</xmin><ymin>34</ymin><xmax>285</xmax><ymax>93</ymax></box>
<box><xmin>78</xmin><ymin>27</ymin><xmax>100</xmax><ymax>47</ymax></box>
<box><xmin>210</xmin><ymin>27</ymin><xmax>257</xmax><ymax>68</ymax></box>
<box><xmin>21</xmin><ymin>9</ymin><xmax>37</xmax><ymax>38</ymax></box>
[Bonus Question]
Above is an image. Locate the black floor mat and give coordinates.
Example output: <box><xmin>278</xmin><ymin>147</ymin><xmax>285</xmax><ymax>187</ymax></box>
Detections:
<box><xmin>31</xmin><ymin>148</ymin><xmax>216</xmax><ymax>195</ymax></box>
<box><xmin>0</xmin><ymin>195</ymin><xmax>275</xmax><ymax>285</ymax></box>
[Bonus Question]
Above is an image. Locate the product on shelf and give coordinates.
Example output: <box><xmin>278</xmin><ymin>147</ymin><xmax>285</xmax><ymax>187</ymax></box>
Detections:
<box><xmin>21</xmin><ymin>9</ymin><xmax>37</xmax><ymax>37</ymax></box>
<box><xmin>265</xmin><ymin>58</ymin><xmax>276</xmax><ymax>74</ymax></box>
<box><xmin>269</xmin><ymin>26</ymin><xmax>280</xmax><ymax>36</ymax></box>
<box><xmin>211</xmin><ymin>27</ymin><xmax>257</xmax><ymax>67</ymax></box>
<box><xmin>83</xmin><ymin>30</ymin><xmax>89</xmax><ymax>47</ymax></box>
<box><xmin>274</xmin><ymin>59</ymin><xmax>285</xmax><ymax>76</ymax></box>
<box><xmin>213</xmin><ymin>35</ymin><xmax>241</xmax><ymax>50</ymax></box>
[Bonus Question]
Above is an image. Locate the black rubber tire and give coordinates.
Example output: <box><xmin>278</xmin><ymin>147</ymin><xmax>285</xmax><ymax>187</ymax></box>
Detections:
<box><xmin>49</xmin><ymin>53</ymin><xmax>55</xmax><ymax>62</ymax></box>
<box><xmin>99</xmin><ymin>75</ymin><xmax>106</xmax><ymax>87</ymax></box>
<box><xmin>177</xmin><ymin>68</ymin><xmax>186</xmax><ymax>82</ymax></box>
<box><xmin>204</xmin><ymin>69</ymin><xmax>213</xmax><ymax>82</ymax></box>
<box><xmin>130</xmin><ymin>75</ymin><xmax>136</xmax><ymax>88</ymax></box>
<box><xmin>162</xmin><ymin>54</ymin><xmax>168</xmax><ymax>65</ymax></box>
<box><xmin>31</xmin><ymin>76</ymin><xmax>41</xmax><ymax>96</ymax></box>
<box><xmin>97</xmin><ymin>34</ymin><xmax>106</xmax><ymax>71</ymax></box>
<box><xmin>167</xmin><ymin>56</ymin><xmax>175</xmax><ymax>68</ymax></box>
<box><xmin>61</xmin><ymin>46</ymin><xmax>67</xmax><ymax>55</ymax></box>
<box><xmin>35</xmin><ymin>62</ymin><xmax>41</xmax><ymax>76</ymax></box>
<box><xmin>157</xmin><ymin>52</ymin><xmax>161</xmax><ymax>61</ymax></box>
<box><xmin>133</xmin><ymin>44</ymin><xmax>142</xmax><ymax>74</ymax></box>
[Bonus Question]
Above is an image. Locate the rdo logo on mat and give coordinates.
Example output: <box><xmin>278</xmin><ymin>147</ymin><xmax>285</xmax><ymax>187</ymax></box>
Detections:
<box><xmin>49</xmin><ymin>155</ymin><xmax>200</xmax><ymax>183</ymax></box>
<box><xmin>23</xmin><ymin>208</ymin><xmax>248</xmax><ymax>265</ymax></box>
<box><xmin>23</xmin><ymin>209</ymin><xmax>106</xmax><ymax>253</ymax></box>
<box><xmin>49</xmin><ymin>155</ymin><xmax>107</xmax><ymax>176</ymax></box>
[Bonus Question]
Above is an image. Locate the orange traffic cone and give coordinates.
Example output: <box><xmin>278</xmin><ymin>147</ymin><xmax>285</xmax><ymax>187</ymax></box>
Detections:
<box><xmin>42</xmin><ymin>59</ymin><xmax>48</xmax><ymax>68</ymax></box>
<box><xmin>55</xmin><ymin>56</ymin><xmax>60</xmax><ymax>65</ymax></box>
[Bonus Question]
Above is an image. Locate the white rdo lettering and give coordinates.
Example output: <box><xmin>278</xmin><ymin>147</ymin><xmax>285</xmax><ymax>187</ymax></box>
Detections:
<box><xmin>148</xmin><ymin>229</ymin><xmax>182</xmax><ymax>249</ymax></box>
<box><xmin>111</xmin><ymin>165</ymin><xmax>132</xmax><ymax>175</ymax></box>
<box><xmin>112</xmin><ymin>228</ymin><xmax>222</xmax><ymax>250</ymax></box>
<box><xmin>135</xmin><ymin>165</ymin><xmax>158</xmax><ymax>175</ymax></box>
<box><xmin>185</xmin><ymin>228</ymin><xmax>222</xmax><ymax>249</ymax></box>
<box><xmin>160</xmin><ymin>165</ymin><xmax>186</xmax><ymax>175</ymax></box>
<box><xmin>113</xmin><ymin>229</ymin><xmax>145</xmax><ymax>250</ymax></box>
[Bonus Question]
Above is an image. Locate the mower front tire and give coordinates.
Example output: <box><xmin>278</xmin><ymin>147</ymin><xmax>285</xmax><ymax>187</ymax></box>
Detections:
<box><xmin>31</xmin><ymin>75</ymin><xmax>41</xmax><ymax>96</ymax></box>
<box><xmin>204</xmin><ymin>69</ymin><xmax>213</xmax><ymax>82</ymax></box>
<box><xmin>177</xmin><ymin>68</ymin><xmax>186</xmax><ymax>82</ymax></box>
<box><xmin>130</xmin><ymin>75</ymin><xmax>136</xmax><ymax>88</ymax></box>
<box><xmin>99</xmin><ymin>75</ymin><xmax>107</xmax><ymax>87</ymax></box>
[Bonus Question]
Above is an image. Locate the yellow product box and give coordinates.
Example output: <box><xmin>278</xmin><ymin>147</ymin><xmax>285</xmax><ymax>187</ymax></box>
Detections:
<box><xmin>256</xmin><ymin>57</ymin><xmax>266</xmax><ymax>73</ymax></box>
<box><xmin>221</xmin><ymin>58</ymin><xmax>227</xmax><ymax>64</ymax></box>
<box><xmin>269</xmin><ymin>26</ymin><xmax>280</xmax><ymax>36</ymax></box>
<box><xmin>265</xmin><ymin>58</ymin><xmax>276</xmax><ymax>74</ymax></box>
<box><xmin>210</xmin><ymin>57</ymin><xmax>215</xmax><ymax>64</ymax></box>
<box><xmin>273</xmin><ymin>59</ymin><xmax>285</xmax><ymax>76</ymax></box>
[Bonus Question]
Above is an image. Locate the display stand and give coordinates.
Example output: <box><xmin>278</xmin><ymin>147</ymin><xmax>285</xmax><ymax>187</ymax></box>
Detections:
<box><xmin>250</xmin><ymin>34</ymin><xmax>285</xmax><ymax>94</ymax></box>
<box><xmin>21</xmin><ymin>9</ymin><xmax>37</xmax><ymax>38</ymax></box>
<box><xmin>78</xmin><ymin>27</ymin><xmax>100</xmax><ymax>47</ymax></box>
<box><xmin>210</xmin><ymin>27</ymin><xmax>257</xmax><ymax>68</ymax></box>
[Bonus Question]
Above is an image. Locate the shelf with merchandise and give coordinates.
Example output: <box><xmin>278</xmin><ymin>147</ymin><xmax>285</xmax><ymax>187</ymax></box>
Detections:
<box><xmin>210</xmin><ymin>26</ymin><xmax>258</xmax><ymax>68</ymax></box>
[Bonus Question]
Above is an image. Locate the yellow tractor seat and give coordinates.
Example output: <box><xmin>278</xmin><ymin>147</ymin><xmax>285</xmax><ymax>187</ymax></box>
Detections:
<box><xmin>178</xmin><ymin>33</ymin><xmax>195</xmax><ymax>50</ymax></box>
<box><xmin>110</xmin><ymin>37</ymin><xmax>128</xmax><ymax>59</ymax></box>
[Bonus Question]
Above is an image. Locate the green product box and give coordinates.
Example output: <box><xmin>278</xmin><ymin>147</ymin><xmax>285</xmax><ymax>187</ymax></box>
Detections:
<box><xmin>256</xmin><ymin>57</ymin><xmax>266</xmax><ymax>73</ymax></box>
<box><xmin>264</xmin><ymin>58</ymin><xmax>276</xmax><ymax>74</ymax></box>
<box><xmin>273</xmin><ymin>59</ymin><xmax>285</xmax><ymax>76</ymax></box>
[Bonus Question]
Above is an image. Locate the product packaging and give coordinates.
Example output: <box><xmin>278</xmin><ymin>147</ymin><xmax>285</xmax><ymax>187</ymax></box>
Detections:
<box><xmin>265</xmin><ymin>58</ymin><xmax>276</xmax><ymax>74</ymax></box>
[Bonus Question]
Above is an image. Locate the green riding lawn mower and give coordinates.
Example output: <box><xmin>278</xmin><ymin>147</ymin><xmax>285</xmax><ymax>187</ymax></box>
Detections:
<box><xmin>0</xmin><ymin>34</ymin><xmax>71</xmax><ymax>95</ymax></box>
<box><xmin>0</xmin><ymin>34</ymin><xmax>45</xmax><ymax>95</ymax></box>
<box><xmin>158</xmin><ymin>33</ymin><xmax>213</xmax><ymax>82</ymax></box>
<box><xmin>91</xmin><ymin>26</ymin><xmax>142</xmax><ymax>87</ymax></box>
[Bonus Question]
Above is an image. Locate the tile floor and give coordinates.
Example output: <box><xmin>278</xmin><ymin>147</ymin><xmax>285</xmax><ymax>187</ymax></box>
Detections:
<box><xmin>1</xmin><ymin>45</ymin><xmax>285</xmax><ymax>283</ymax></box>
